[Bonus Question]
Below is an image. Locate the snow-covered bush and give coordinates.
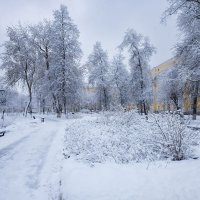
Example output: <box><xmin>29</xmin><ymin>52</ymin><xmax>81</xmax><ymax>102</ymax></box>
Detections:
<box><xmin>64</xmin><ymin>111</ymin><xmax>148</xmax><ymax>164</ymax></box>
<box><xmin>149</xmin><ymin>113</ymin><xmax>199</xmax><ymax>161</ymax></box>
<box><xmin>64</xmin><ymin>111</ymin><xmax>199</xmax><ymax>164</ymax></box>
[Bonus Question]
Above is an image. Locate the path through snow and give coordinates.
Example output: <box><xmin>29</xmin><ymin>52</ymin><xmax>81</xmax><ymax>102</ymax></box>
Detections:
<box><xmin>0</xmin><ymin>115</ymin><xmax>71</xmax><ymax>200</ymax></box>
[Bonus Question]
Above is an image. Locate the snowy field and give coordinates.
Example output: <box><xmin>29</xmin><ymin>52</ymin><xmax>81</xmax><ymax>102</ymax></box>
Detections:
<box><xmin>0</xmin><ymin>112</ymin><xmax>200</xmax><ymax>200</ymax></box>
<box><xmin>61</xmin><ymin>158</ymin><xmax>200</xmax><ymax>200</ymax></box>
<box><xmin>61</xmin><ymin>112</ymin><xmax>200</xmax><ymax>200</ymax></box>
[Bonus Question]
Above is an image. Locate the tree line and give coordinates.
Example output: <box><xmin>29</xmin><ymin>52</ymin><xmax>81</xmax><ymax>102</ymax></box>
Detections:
<box><xmin>161</xmin><ymin>0</ymin><xmax>200</xmax><ymax>119</ymax></box>
<box><xmin>1</xmin><ymin>5</ymin><xmax>82</xmax><ymax>117</ymax></box>
<box><xmin>0</xmin><ymin>2</ymin><xmax>199</xmax><ymax>119</ymax></box>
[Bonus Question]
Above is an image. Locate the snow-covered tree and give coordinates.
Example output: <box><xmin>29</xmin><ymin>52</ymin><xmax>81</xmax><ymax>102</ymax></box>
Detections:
<box><xmin>1</xmin><ymin>5</ymin><xmax>83</xmax><ymax>117</ymax></box>
<box><xmin>29</xmin><ymin>20</ymin><xmax>54</xmax><ymax>114</ymax></box>
<box><xmin>162</xmin><ymin>0</ymin><xmax>200</xmax><ymax>23</ymax></box>
<box><xmin>120</xmin><ymin>29</ymin><xmax>155</xmax><ymax>115</ymax></box>
<box><xmin>51</xmin><ymin>5</ymin><xmax>82</xmax><ymax>116</ymax></box>
<box><xmin>176</xmin><ymin>35</ymin><xmax>200</xmax><ymax>119</ymax></box>
<box><xmin>87</xmin><ymin>42</ymin><xmax>110</xmax><ymax>110</ymax></box>
<box><xmin>157</xmin><ymin>66</ymin><xmax>183</xmax><ymax>111</ymax></box>
<box><xmin>110</xmin><ymin>53</ymin><xmax>129</xmax><ymax>107</ymax></box>
<box><xmin>164</xmin><ymin>0</ymin><xmax>200</xmax><ymax>119</ymax></box>
<box><xmin>1</xmin><ymin>25</ymin><xmax>39</xmax><ymax>116</ymax></box>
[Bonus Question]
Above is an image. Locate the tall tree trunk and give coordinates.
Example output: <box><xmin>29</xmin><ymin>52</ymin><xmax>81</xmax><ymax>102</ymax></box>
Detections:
<box><xmin>52</xmin><ymin>94</ymin><xmax>62</xmax><ymax>118</ymax></box>
<box><xmin>143</xmin><ymin>100</ymin><xmax>148</xmax><ymax>116</ymax></box>
<box><xmin>57</xmin><ymin>101</ymin><xmax>62</xmax><ymax>118</ymax></box>
<box><xmin>171</xmin><ymin>93</ymin><xmax>179</xmax><ymax>110</ymax></box>
<box><xmin>42</xmin><ymin>99</ymin><xmax>45</xmax><ymax>114</ymax></box>
<box><xmin>167</xmin><ymin>101</ymin><xmax>171</xmax><ymax>112</ymax></box>
<box><xmin>63</xmin><ymin>97</ymin><xmax>67</xmax><ymax>115</ymax></box>
<box><xmin>192</xmin><ymin>81</ymin><xmax>199</xmax><ymax>120</ymax></box>
<box><xmin>138</xmin><ymin>102</ymin><xmax>143</xmax><ymax>115</ymax></box>
<box><xmin>192</xmin><ymin>96</ymin><xmax>197</xmax><ymax>120</ymax></box>
<box><xmin>25</xmin><ymin>86</ymin><xmax>32</xmax><ymax>117</ymax></box>
<box><xmin>137</xmin><ymin>53</ymin><xmax>148</xmax><ymax>116</ymax></box>
<box><xmin>119</xmin><ymin>88</ymin><xmax>125</xmax><ymax>107</ymax></box>
<box><xmin>99</xmin><ymin>89</ymin><xmax>102</xmax><ymax>110</ymax></box>
<box><xmin>103</xmin><ymin>88</ymin><xmax>108</xmax><ymax>110</ymax></box>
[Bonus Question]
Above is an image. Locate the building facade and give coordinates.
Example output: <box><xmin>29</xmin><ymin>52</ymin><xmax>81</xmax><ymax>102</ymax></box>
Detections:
<box><xmin>151</xmin><ymin>58</ymin><xmax>200</xmax><ymax>113</ymax></box>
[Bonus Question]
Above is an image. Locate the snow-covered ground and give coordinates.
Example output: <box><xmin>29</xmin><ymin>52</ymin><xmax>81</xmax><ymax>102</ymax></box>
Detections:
<box><xmin>61</xmin><ymin>112</ymin><xmax>200</xmax><ymax>200</ymax></box>
<box><xmin>187</xmin><ymin>116</ymin><xmax>200</xmax><ymax>129</ymax></box>
<box><xmin>0</xmin><ymin>114</ymin><xmax>71</xmax><ymax>200</ymax></box>
<box><xmin>61</xmin><ymin>158</ymin><xmax>200</xmax><ymax>200</ymax></box>
<box><xmin>0</xmin><ymin>112</ymin><xmax>200</xmax><ymax>200</ymax></box>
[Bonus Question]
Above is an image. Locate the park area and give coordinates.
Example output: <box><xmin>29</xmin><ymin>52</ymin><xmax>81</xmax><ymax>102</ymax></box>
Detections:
<box><xmin>0</xmin><ymin>111</ymin><xmax>200</xmax><ymax>200</ymax></box>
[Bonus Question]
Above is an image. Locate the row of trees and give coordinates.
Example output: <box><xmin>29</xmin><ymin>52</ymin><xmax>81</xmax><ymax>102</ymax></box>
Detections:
<box><xmin>1</xmin><ymin>5</ymin><xmax>82</xmax><ymax>117</ymax></box>
<box><xmin>1</xmin><ymin>5</ymin><xmax>155</xmax><ymax>116</ymax></box>
<box><xmin>86</xmin><ymin>31</ymin><xmax>155</xmax><ymax>114</ymax></box>
<box><xmin>87</xmin><ymin>0</ymin><xmax>200</xmax><ymax>119</ymax></box>
<box><xmin>0</xmin><ymin>2</ymin><xmax>199</xmax><ymax>118</ymax></box>
<box><xmin>160</xmin><ymin>0</ymin><xmax>200</xmax><ymax>119</ymax></box>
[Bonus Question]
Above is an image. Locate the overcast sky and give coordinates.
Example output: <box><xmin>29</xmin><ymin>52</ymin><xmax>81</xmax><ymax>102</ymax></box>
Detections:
<box><xmin>0</xmin><ymin>0</ymin><xmax>178</xmax><ymax>67</ymax></box>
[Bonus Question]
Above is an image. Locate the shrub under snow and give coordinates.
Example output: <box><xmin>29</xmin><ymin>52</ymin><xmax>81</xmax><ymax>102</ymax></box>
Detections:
<box><xmin>149</xmin><ymin>114</ymin><xmax>199</xmax><ymax>160</ymax></box>
<box><xmin>64</xmin><ymin>111</ymin><xmax>199</xmax><ymax>164</ymax></box>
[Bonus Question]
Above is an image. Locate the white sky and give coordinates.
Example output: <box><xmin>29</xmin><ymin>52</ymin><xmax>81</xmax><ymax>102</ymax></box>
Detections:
<box><xmin>0</xmin><ymin>0</ymin><xmax>178</xmax><ymax>67</ymax></box>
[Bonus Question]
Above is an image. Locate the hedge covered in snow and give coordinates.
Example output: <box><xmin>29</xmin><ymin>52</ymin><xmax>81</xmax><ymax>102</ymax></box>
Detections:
<box><xmin>64</xmin><ymin>111</ymin><xmax>200</xmax><ymax>164</ymax></box>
